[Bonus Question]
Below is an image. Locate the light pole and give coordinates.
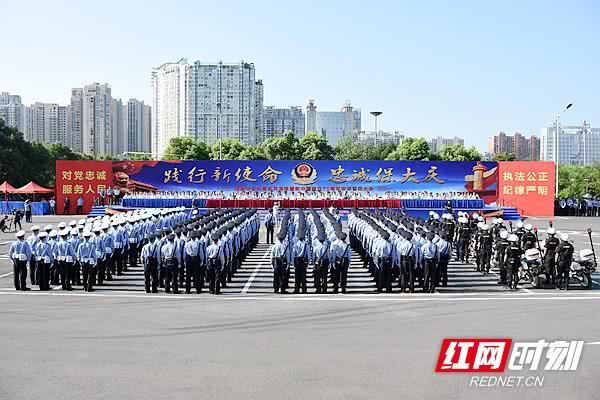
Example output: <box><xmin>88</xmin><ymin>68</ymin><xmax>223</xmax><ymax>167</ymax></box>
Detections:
<box><xmin>370</xmin><ymin>111</ymin><xmax>382</xmax><ymax>146</ymax></box>
<box><xmin>217</xmin><ymin>101</ymin><xmax>222</xmax><ymax>160</ymax></box>
<box><xmin>554</xmin><ymin>103</ymin><xmax>573</xmax><ymax>197</ymax></box>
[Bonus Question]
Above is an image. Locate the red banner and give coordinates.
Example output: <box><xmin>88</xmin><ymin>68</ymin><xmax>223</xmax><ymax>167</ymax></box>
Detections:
<box><xmin>56</xmin><ymin>160</ymin><xmax>111</xmax><ymax>215</ymax></box>
<box><xmin>497</xmin><ymin>161</ymin><xmax>555</xmax><ymax>217</ymax></box>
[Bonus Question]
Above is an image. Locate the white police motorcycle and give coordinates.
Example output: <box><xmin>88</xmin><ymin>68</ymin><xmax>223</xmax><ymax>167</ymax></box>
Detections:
<box><xmin>567</xmin><ymin>249</ymin><xmax>596</xmax><ymax>289</ymax></box>
<box><xmin>519</xmin><ymin>248</ymin><xmax>546</xmax><ymax>288</ymax></box>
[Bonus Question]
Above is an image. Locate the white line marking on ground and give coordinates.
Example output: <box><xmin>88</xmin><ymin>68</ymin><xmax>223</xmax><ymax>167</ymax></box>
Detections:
<box><xmin>0</xmin><ymin>272</ymin><xmax>14</xmax><ymax>279</ymax></box>
<box><xmin>241</xmin><ymin>247</ymin><xmax>271</xmax><ymax>294</ymax></box>
<box><xmin>2</xmin><ymin>290</ymin><xmax>600</xmax><ymax>301</ymax></box>
<box><xmin>586</xmin><ymin>342</ymin><xmax>600</xmax><ymax>345</ymax></box>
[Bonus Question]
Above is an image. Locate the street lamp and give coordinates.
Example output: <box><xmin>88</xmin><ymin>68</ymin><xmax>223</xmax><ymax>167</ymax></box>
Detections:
<box><xmin>370</xmin><ymin>111</ymin><xmax>382</xmax><ymax>146</ymax></box>
<box><xmin>554</xmin><ymin>103</ymin><xmax>573</xmax><ymax>197</ymax></box>
<box><xmin>217</xmin><ymin>101</ymin><xmax>222</xmax><ymax>160</ymax></box>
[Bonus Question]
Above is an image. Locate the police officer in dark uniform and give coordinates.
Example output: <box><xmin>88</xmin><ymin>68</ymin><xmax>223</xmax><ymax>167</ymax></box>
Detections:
<box><xmin>271</xmin><ymin>232</ymin><xmax>288</xmax><ymax>293</ymax></box>
<box><xmin>544</xmin><ymin>228</ymin><xmax>560</xmax><ymax>285</ymax></box>
<box><xmin>479</xmin><ymin>224</ymin><xmax>493</xmax><ymax>274</ymax></box>
<box><xmin>206</xmin><ymin>233</ymin><xmax>224</xmax><ymax>295</ymax></box>
<box><xmin>313</xmin><ymin>233</ymin><xmax>330</xmax><ymax>294</ymax></box>
<box><xmin>377</xmin><ymin>231</ymin><xmax>393</xmax><ymax>293</ymax></box>
<box><xmin>161</xmin><ymin>233</ymin><xmax>179</xmax><ymax>294</ymax></box>
<box><xmin>456</xmin><ymin>217</ymin><xmax>471</xmax><ymax>263</ymax></box>
<box><xmin>265</xmin><ymin>210</ymin><xmax>275</xmax><ymax>244</ymax></box>
<box><xmin>399</xmin><ymin>231</ymin><xmax>416</xmax><ymax>293</ymax></box>
<box><xmin>332</xmin><ymin>231</ymin><xmax>351</xmax><ymax>294</ymax></box>
<box><xmin>495</xmin><ymin>230</ymin><xmax>510</xmax><ymax>285</ymax></box>
<box><xmin>292</xmin><ymin>227</ymin><xmax>310</xmax><ymax>294</ymax></box>
<box><xmin>184</xmin><ymin>230</ymin><xmax>203</xmax><ymax>294</ymax></box>
<box><xmin>436</xmin><ymin>233</ymin><xmax>451</xmax><ymax>287</ymax></box>
<box><xmin>556</xmin><ymin>233</ymin><xmax>574</xmax><ymax>290</ymax></box>
<box><xmin>141</xmin><ymin>234</ymin><xmax>160</xmax><ymax>293</ymax></box>
<box><xmin>521</xmin><ymin>224</ymin><xmax>536</xmax><ymax>250</ymax></box>
<box><xmin>504</xmin><ymin>233</ymin><xmax>522</xmax><ymax>290</ymax></box>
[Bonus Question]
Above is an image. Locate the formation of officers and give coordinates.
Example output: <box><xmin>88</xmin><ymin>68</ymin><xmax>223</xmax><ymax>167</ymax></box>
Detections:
<box><xmin>348</xmin><ymin>209</ymin><xmax>575</xmax><ymax>293</ymax></box>
<box><xmin>9</xmin><ymin>205</ymin><xmax>576</xmax><ymax>294</ymax></box>
<box><xmin>8</xmin><ymin>207</ymin><xmax>260</xmax><ymax>295</ymax></box>
<box><xmin>269</xmin><ymin>208</ymin><xmax>350</xmax><ymax>293</ymax></box>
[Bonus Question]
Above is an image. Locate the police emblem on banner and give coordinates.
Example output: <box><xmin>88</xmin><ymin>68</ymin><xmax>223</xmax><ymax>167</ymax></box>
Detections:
<box><xmin>292</xmin><ymin>163</ymin><xmax>317</xmax><ymax>185</ymax></box>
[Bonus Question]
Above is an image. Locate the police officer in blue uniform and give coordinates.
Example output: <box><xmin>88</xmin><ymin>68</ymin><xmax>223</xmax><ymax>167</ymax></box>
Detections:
<box><xmin>8</xmin><ymin>230</ymin><xmax>31</xmax><ymax>291</ymax></box>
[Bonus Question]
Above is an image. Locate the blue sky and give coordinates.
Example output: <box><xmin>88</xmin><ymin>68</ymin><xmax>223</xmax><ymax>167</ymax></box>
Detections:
<box><xmin>1</xmin><ymin>0</ymin><xmax>598</xmax><ymax>150</ymax></box>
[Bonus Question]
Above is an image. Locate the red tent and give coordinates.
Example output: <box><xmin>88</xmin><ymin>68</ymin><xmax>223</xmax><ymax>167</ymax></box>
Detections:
<box><xmin>12</xmin><ymin>181</ymin><xmax>54</xmax><ymax>194</ymax></box>
<box><xmin>0</xmin><ymin>181</ymin><xmax>16</xmax><ymax>193</ymax></box>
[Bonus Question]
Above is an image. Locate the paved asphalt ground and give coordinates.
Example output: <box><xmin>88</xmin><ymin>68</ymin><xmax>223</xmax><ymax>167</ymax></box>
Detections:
<box><xmin>1</xmin><ymin>215</ymin><xmax>600</xmax><ymax>400</ymax></box>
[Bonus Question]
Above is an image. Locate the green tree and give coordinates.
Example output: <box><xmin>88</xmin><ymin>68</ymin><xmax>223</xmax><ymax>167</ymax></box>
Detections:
<box><xmin>334</xmin><ymin>135</ymin><xmax>366</xmax><ymax>160</ymax></box>
<box><xmin>261</xmin><ymin>131</ymin><xmax>301</xmax><ymax>160</ymax></box>
<box><xmin>438</xmin><ymin>144</ymin><xmax>482</xmax><ymax>161</ymax></box>
<box><xmin>0</xmin><ymin>119</ymin><xmax>54</xmax><ymax>187</ymax></box>
<box><xmin>558</xmin><ymin>164</ymin><xmax>600</xmax><ymax>198</ymax></box>
<box><xmin>238</xmin><ymin>145</ymin><xmax>266</xmax><ymax>160</ymax></box>
<box><xmin>385</xmin><ymin>137</ymin><xmax>432</xmax><ymax>160</ymax></box>
<box><xmin>493</xmin><ymin>152</ymin><xmax>515</xmax><ymax>161</ymax></box>
<box><xmin>163</xmin><ymin>137</ymin><xmax>210</xmax><ymax>160</ymax></box>
<box><xmin>299</xmin><ymin>131</ymin><xmax>334</xmax><ymax>160</ymax></box>
<box><xmin>45</xmin><ymin>143</ymin><xmax>84</xmax><ymax>161</ymax></box>
<box><xmin>210</xmin><ymin>139</ymin><xmax>246</xmax><ymax>160</ymax></box>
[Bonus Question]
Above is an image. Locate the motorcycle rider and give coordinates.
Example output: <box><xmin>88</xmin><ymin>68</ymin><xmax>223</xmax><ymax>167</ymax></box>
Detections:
<box><xmin>504</xmin><ymin>233</ymin><xmax>523</xmax><ymax>289</ymax></box>
<box><xmin>543</xmin><ymin>227</ymin><xmax>560</xmax><ymax>285</ymax></box>
<box><xmin>556</xmin><ymin>233</ymin><xmax>574</xmax><ymax>290</ymax></box>
<box><xmin>455</xmin><ymin>217</ymin><xmax>471</xmax><ymax>263</ymax></box>
<box><xmin>495</xmin><ymin>230</ymin><xmax>510</xmax><ymax>285</ymax></box>
<box><xmin>521</xmin><ymin>224</ymin><xmax>537</xmax><ymax>250</ymax></box>
<box><xmin>479</xmin><ymin>224</ymin><xmax>493</xmax><ymax>274</ymax></box>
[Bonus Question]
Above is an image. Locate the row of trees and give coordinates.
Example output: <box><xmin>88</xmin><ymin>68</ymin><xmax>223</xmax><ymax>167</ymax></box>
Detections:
<box><xmin>557</xmin><ymin>165</ymin><xmax>600</xmax><ymax>198</ymax></box>
<box><xmin>0</xmin><ymin>119</ymin><xmax>88</xmax><ymax>187</ymax></box>
<box><xmin>162</xmin><ymin>132</ymin><xmax>485</xmax><ymax>162</ymax></box>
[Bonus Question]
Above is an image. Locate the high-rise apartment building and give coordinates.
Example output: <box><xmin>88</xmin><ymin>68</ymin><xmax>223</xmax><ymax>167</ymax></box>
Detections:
<box><xmin>187</xmin><ymin>61</ymin><xmax>263</xmax><ymax>146</ymax></box>
<box><xmin>261</xmin><ymin>106</ymin><xmax>305</xmax><ymax>142</ymax></box>
<box><xmin>68</xmin><ymin>88</ymin><xmax>84</xmax><ymax>152</ymax></box>
<box><xmin>126</xmin><ymin>99</ymin><xmax>152</xmax><ymax>154</ymax></box>
<box><xmin>488</xmin><ymin>131</ymin><xmax>540</xmax><ymax>160</ymax></box>
<box><xmin>356</xmin><ymin>130</ymin><xmax>405</xmax><ymax>145</ymax></box>
<box><xmin>151</xmin><ymin>59</ymin><xmax>189</xmax><ymax>156</ymax></box>
<box><xmin>69</xmin><ymin>84</ymin><xmax>114</xmax><ymax>156</ymax></box>
<box><xmin>428</xmin><ymin>136</ymin><xmax>464</xmax><ymax>154</ymax></box>
<box><xmin>28</xmin><ymin>102</ymin><xmax>68</xmax><ymax>145</ymax></box>
<box><xmin>0</xmin><ymin>92</ymin><xmax>25</xmax><ymax>132</ymax></box>
<box><xmin>80</xmin><ymin>83</ymin><xmax>113</xmax><ymax>156</ymax></box>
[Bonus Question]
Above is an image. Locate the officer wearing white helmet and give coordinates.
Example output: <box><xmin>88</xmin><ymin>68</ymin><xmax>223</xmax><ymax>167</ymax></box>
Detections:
<box><xmin>543</xmin><ymin>227</ymin><xmax>560</xmax><ymax>286</ymax></box>
<box><xmin>455</xmin><ymin>216</ymin><xmax>471</xmax><ymax>263</ymax></box>
<box><xmin>56</xmin><ymin>229</ymin><xmax>76</xmax><ymax>290</ymax></box>
<box><xmin>8</xmin><ymin>230</ymin><xmax>32</xmax><ymax>291</ymax></box>
<box><xmin>27</xmin><ymin>225</ymin><xmax>41</xmax><ymax>286</ymax></box>
<box><xmin>521</xmin><ymin>223</ymin><xmax>536</xmax><ymax>250</ymax></box>
<box><xmin>495</xmin><ymin>230</ymin><xmax>510</xmax><ymax>285</ymax></box>
<box><xmin>556</xmin><ymin>232</ymin><xmax>574</xmax><ymax>290</ymax></box>
<box><xmin>479</xmin><ymin>224</ymin><xmax>493</xmax><ymax>274</ymax></box>
<box><xmin>48</xmin><ymin>229</ymin><xmax>60</xmax><ymax>285</ymax></box>
<box><xmin>77</xmin><ymin>231</ymin><xmax>98</xmax><ymax>292</ymax></box>
<box><xmin>503</xmin><ymin>233</ymin><xmax>523</xmax><ymax>289</ymax></box>
<box><xmin>101</xmin><ymin>224</ymin><xmax>115</xmax><ymax>281</ymax></box>
<box><xmin>35</xmin><ymin>231</ymin><xmax>53</xmax><ymax>290</ymax></box>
